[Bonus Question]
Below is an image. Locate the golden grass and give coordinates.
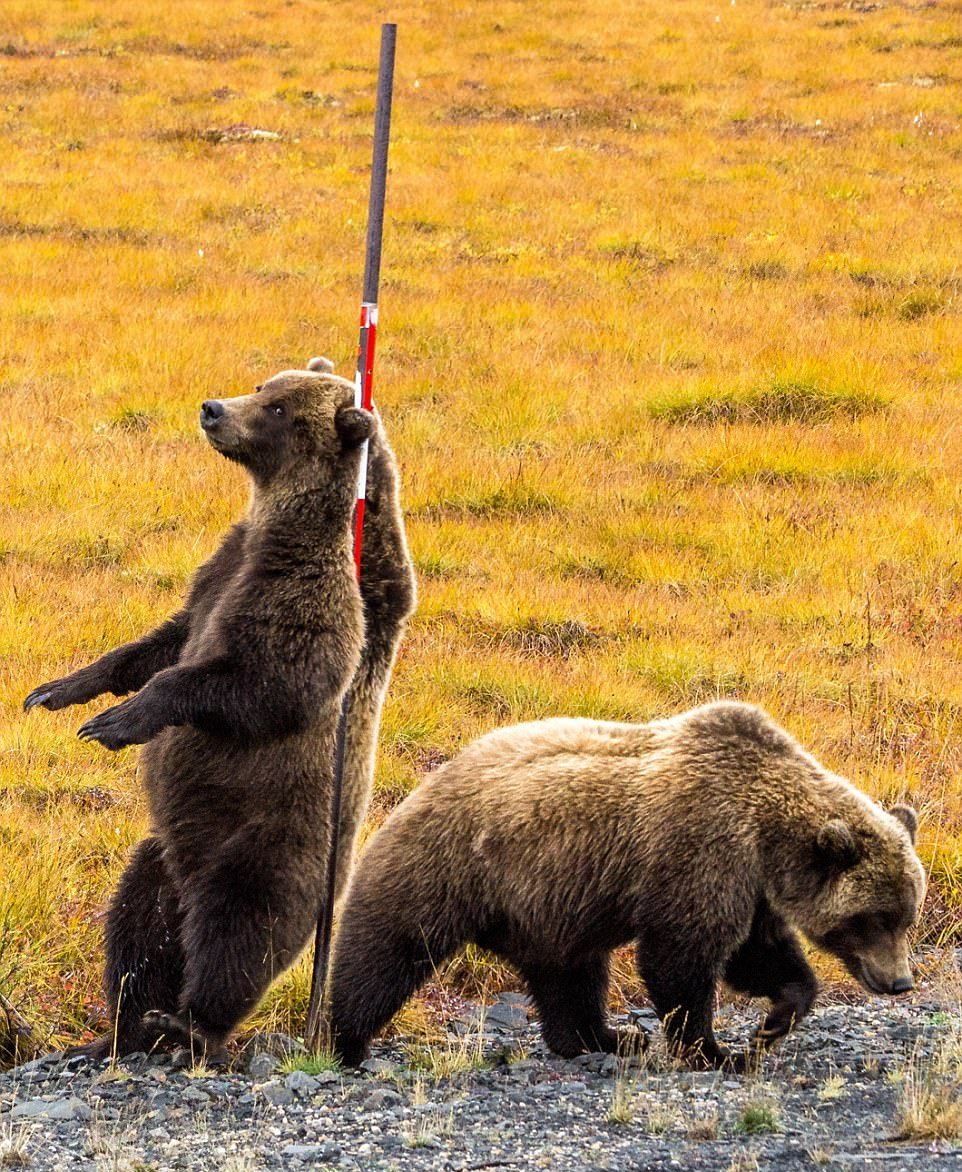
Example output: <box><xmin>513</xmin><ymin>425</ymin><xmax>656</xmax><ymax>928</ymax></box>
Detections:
<box><xmin>894</xmin><ymin>1026</ymin><xmax>962</xmax><ymax>1142</ymax></box>
<box><xmin>2</xmin><ymin>0</ymin><xmax>962</xmax><ymax>1050</ymax></box>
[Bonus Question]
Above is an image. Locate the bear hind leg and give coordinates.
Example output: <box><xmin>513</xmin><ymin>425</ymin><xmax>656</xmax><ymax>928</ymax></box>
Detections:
<box><xmin>173</xmin><ymin>863</ymin><xmax>311</xmax><ymax>1052</ymax></box>
<box><xmin>329</xmin><ymin>921</ymin><xmax>448</xmax><ymax>1066</ymax></box>
<box><xmin>75</xmin><ymin>836</ymin><xmax>186</xmax><ymax>1059</ymax></box>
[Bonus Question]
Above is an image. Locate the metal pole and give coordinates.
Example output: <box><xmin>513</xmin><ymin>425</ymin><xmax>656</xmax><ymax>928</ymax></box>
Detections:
<box><xmin>305</xmin><ymin>21</ymin><xmax>397</xmax><ymax>1053</ymax></box>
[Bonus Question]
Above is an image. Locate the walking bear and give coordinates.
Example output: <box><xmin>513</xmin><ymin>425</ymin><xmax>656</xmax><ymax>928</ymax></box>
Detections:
<box><xmin>25</xmin><ymin>364</ymin><xmax>415</xmax><ymax>1059</ymax></box>
<box><xmin>328</xmin><ymin>702</ymin><xmax>925</xmax><ymax>1071</ymax></box>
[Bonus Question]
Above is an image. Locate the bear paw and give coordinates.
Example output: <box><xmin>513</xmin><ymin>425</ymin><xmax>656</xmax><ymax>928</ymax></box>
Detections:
<box><xmin>78</xmin><ymin>696</ymin><xmax>162</xmax><ymax>750</ymax></box>
<box><xmin>142</xmin><ymin>1010</ymin><xmax>191</xmax><ymax>1044</ymax></box>
<box><xmin>24</xmin><ymin>673</ymin><xmax>97</xmax><ymax>712</ymax></box>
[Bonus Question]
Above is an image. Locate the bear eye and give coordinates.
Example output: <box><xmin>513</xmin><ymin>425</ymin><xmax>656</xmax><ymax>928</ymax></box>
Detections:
<box><xmin>265</xmin><ymin>403</ymin><xmax>285</xmax><ymax>418</ymax></box>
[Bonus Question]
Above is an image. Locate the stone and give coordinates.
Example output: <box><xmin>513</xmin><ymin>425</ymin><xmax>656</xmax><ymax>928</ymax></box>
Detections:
<box><xmin>281</xmin><ymin>1143</ymin><xmax>342</xmax><ymax>1162</ymax></box>
<box><xmin>360</xmin><ymin>1057</ymin><xmax>397</xmax><ymax>1076</ymax></box>
<box><xmin>362</xmin><ymin>1088</ymin><xmax>403</xmax><ymax>1110</ymax></box>
<box><xmin>13</xmin><ymin>1052</ymin><xmax>65</xmax><ymax>1076</ymax></box>
<box><xmin>481</xmin><ymin>1002</ymin><xmax>529</xmax><ymax>1031</ymax></box>
<box><xmin>258</xmin><ymin>1081</ymin><xmax>294</xmax><ymax>1107</ymax></box>
<box><xmin>496</xmin><ymin>990</ymin><xmax>532</xmax><ymax>1007</ymax></box>
<box><xmin>284</xmin><ymin>1070</ymin><xmax>319</xmax><ymax>1097</ymax></box>
<box><xmin>247</xmin><ymin>1053</ymin><xmax>280</xmax><ymax>1080</ymax></box>
<box><xmin>12</xmin><ymin>1096</ymin><xmax>91</xmax><ymax>1122</ymax></box>
<box><xmin>281</xmin><ymin>1143</ymin><xmax>340</xmax><ymax>1163</ymax></box>
<box><xmin>244</xmin><ymin>1031</ymin><xmax>305</xmax><ymax>1060</ymax></box>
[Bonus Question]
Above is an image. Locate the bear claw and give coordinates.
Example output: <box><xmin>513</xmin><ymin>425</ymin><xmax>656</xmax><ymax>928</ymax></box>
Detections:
<box><xmin>23</xmin><ymin>689</ymin><xmax>53</xmax><ymax>711</ymax></box>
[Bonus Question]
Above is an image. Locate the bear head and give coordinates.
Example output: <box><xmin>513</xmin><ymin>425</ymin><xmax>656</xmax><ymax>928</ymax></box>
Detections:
<box><xmin>791</xmin><ymin>802</ymin><xmax>925</xmax><ymax>996</ymax></box>
<box><xmin>199</xmin><ymin>370</ymin><xmax>373</xmax><ymax>488</ymax></box>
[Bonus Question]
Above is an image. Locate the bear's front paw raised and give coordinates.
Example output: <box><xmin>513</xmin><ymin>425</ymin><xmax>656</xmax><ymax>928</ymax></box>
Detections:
<box><xmin>77</xmin><ymin>696</ymin><xmax>162</xmax><ymax>750</ymax></box>
<box><xmin>25</xmin><ymin>673</ymin><xmax>97</xmax><ymax>712</ymax></box>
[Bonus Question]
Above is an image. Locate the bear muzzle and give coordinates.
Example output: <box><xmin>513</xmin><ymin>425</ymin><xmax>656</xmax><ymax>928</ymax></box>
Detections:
<box><xmin>200</xmin><ymin>400</ymin><xmax>226</xmax><ymax>429</ymax></box>
<box><xmin>856</xmin><ymin>955</ymin><xmax>914</xmax><ymax>997</ymax></box>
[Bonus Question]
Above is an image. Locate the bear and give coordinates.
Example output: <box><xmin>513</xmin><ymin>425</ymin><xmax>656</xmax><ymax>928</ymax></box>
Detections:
<box><xmin>327</xmin><ymin>701</ymin><xmax>925</xmax><ymax>1071</ymax></box>
<box><xmin>24</xmin><ymin>364</ymin><xmax>415</xmax><ymax>1059</ymax></box>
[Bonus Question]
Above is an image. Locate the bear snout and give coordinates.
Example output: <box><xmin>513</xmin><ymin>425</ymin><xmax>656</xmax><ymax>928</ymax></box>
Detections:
<box><xmin>856</xmin><ymin>954</ymin><xmax>914</xmax><ymax>997</ymax></box>
<box><xmin>200</xmin><ymin>400</ymin><xmax>225</xmax><ymax>429</ymax></box>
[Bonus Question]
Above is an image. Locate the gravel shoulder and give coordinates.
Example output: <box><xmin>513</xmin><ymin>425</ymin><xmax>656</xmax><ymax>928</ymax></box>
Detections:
<box><xmin>3</xmin><ymin>982</ymin><xmax>962</xmax><ymax>1171</ymax></box>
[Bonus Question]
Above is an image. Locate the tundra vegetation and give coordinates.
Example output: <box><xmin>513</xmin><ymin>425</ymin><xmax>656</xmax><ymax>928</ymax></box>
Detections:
<box><xmin>1</xmin><ymin>0</ymin><xmax>961</xmax><ymax>1057</ymax></box>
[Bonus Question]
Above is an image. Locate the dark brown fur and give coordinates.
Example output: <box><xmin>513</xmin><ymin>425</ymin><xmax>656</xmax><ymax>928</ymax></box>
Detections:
<box><xmin>25</xmin><ymin>367</ymin><xmax>415</xmax><ymax>1058</ymax></box>
<box><xmin>328</xmin><ymin>702</ymin><xmax>925</xmax><ymax>1071</ymax></box>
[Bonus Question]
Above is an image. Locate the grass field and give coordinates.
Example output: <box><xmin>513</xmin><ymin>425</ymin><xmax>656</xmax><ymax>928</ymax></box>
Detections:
<box><xmin>2</xmin><ymin>0</ymin><xmax>962</xmax><ymax>1058</ymax></box>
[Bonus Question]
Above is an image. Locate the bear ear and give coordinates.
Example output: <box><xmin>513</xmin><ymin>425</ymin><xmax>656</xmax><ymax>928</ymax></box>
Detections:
<box><xmin>307</xmin><ymin>356</ymin><xmax>335</xmax><ymax>374</ymax></box>
<box><xmin>815</xmin><ymin>820</ymin><xmax>861</xmax><ymax>875</ymax></box>
<box><xmin>335</xmin><ymin>405</ymin><xmax>374</xmax><ymax>449</ymax></box>
<box><xmin>889</xmin><ymin>804</ymin><xmax>918</xmax><ymax>844</ymax></box>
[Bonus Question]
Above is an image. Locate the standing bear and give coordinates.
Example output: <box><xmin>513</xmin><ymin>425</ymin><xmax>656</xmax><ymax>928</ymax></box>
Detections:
<box><xmin>25</xmin><ymin>365</ymin><xmax>416</xmax><ymax>1058</ymax></box>
<box><xmin>329</xmin><ymin>702</ymin><xmax>925</xmax><ymax>1071</ymax></box>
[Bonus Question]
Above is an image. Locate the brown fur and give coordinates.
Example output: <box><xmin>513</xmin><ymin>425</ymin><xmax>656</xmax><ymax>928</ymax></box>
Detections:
<box><xmin>328</xmin><ymin>702</ymin><xmax>925</xmax><ymax>1071</ymax></box>
<box><xmin>25</xmin><ymin>366</ymin><xmax>415</xmax><ymax>1058</ymax></box>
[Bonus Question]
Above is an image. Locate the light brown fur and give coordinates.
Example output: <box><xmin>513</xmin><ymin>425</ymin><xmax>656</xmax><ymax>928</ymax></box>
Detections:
<box><xmin>329</xmin><ymin>702</ymin><xmax>925</xmax><ymax>1070</ymax></box>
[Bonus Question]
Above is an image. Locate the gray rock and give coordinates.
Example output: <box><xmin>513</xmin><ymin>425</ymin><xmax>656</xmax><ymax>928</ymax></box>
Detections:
<box><xmin>480</xmin><ymin>1001</ymin><xmax>529</xmax><ymax>1031</ymax></box>
<box><xmin>284</xmin><ymin>1070</ymin><xmax>319</xmax><ymax>1097</ymax></box>
<box><xmin>362</xmin><ymin>1088</ymin><xmax>403</xmax><ymax>1110</ymax></box>
<box><xmin>258</xmin><ymin>1081</ymin><xmax>294</xmax><ymax>1107</ymax></box>
<box><xmin>247</xmin><ymin>1053</ymin><xmax>280</xmax><ymax>1080</ymax></box>
<box><xmin>360</xmin><ymin>1056</ymin><xmax>397</xmax><ymax>1076</ymax></box>
<box><xmin>496</xmin><ymin>990</ymin><xmax>532</xmax><ymax>1007</ymax></box>
<box><xmin>244</xmin><ymin>1031</ymin><xmax>305</xmax><ymax>1059</ymax></box>
<box><xmin>8</xmin><ymin>1053</ymin><xmax>64</xmax><ymax>1080</ymax></box>
<box><xmin>280</xmin><ymin>1142</ymin><xmax>340</xmax><ymax>1163</ymax></box>
<box><xmin>11</xmin><ymin>1096</ymin><xmax>91</xmax><ymax>1122</ymax></box>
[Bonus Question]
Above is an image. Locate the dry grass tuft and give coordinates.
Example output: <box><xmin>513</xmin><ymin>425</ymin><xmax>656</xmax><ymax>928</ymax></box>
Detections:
<box><xmin>893</xmin><ymin>1026</ymin><xmax>962</xmax><ymax>1141</ymax></box>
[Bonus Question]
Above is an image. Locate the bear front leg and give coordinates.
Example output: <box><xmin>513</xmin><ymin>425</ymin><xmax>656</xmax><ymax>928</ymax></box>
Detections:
<box><xmin>522</xmin><ymin>955</ymin><xmax>642</xmax><ymax>1058</ymax></box>
<box><xmin>75</xmin><ymin>658</ymin><xmax>295</xmax><ymax>750</ymax></box>
<box><xmin>25</xmin><ymin>612</ymin><xmax>190</xmax><ymax>713</ymax></box>
<box><xmin>724</xmin><ymin>902</ymin><xmax>817</xmax><ymax>1047</ymax></box>
<box><xmin>636</xmin><ymin>941</ymin><xmax>739</xmax><ymax>1072</ymax></box>
<box><xmin>79</xmin><ymin>632</ymin><xmax>356</xmax><ymax>750</ymax></box>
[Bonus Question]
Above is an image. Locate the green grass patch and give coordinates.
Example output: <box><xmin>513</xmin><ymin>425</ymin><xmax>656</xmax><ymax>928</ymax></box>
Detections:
<box><xmin>897</xmin><ymin>290</ymin><xmax>944</xmax><ymax>322</ymax></box>
<box><xmin>476</xmin><ymin>616</ymin><xmax>603</xmax><ymax>659</ymax></box>
<box><xmin>650</xmin><ymin>378</ymin><xmax>889</xmax><ymax>426</ymax></box>
<box><xmin>278</xmin><ymin>1049</ymin><xmax>342</xmax><ymax>1076</ymax></box>
<box><xmin>736</xmin><ymin>1097</ymin><xmax>781</xmax><ymax>1135</ymax></box>
<box><xmin>415</xmin><ymin>485</ymin><xmax>564</xmax><ymax>520</ymax></box>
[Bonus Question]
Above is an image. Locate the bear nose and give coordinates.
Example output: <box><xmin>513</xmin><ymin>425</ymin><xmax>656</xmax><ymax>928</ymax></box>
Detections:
<box><xmin>200</xmin><ymin>400</ymin><xmax>225</xmax><ymax>428</ymax></box>
<box><xmin>891</xmin><ymin>976</ymin><xmax>913</xmax><ymax>995</ymax></box>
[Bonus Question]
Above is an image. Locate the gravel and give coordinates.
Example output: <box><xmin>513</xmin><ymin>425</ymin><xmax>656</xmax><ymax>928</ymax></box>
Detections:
<box><xmin>2</xmin><ymin>984</ymin><xmax>962</xmax><ymax>1170</ymax></box>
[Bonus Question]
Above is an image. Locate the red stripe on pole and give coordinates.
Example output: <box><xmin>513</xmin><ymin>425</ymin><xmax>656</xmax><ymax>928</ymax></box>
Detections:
<box><xmin>352</xmin><ymin>498</ymin><xmax>366</xmax><ymax>579</ymax></box>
